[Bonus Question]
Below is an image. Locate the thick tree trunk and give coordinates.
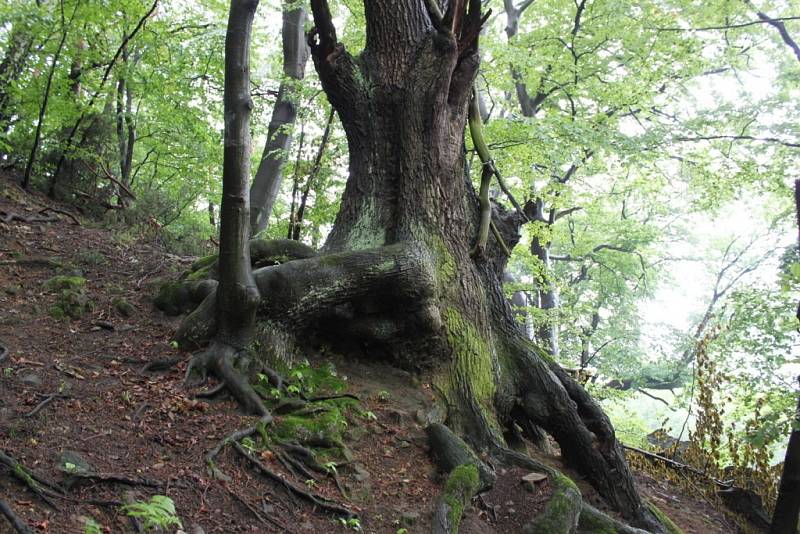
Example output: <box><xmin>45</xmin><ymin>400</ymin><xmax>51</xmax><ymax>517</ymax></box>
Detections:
<box><xmin>177</xmin><ymin>0</ymin><xmax>666</xmax><ymax>530</ymax></box>
<box><xmin>249</xmin><ymin>3</ymin><xmax>308</xmax><ymax>236</ymax></box>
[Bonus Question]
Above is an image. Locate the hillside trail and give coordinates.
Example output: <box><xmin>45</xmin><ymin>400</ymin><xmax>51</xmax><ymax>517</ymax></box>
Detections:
<box><xmin>0</xmin><ymin>174</ymin><xmax>732</xmax><ymax>533</ymax></box>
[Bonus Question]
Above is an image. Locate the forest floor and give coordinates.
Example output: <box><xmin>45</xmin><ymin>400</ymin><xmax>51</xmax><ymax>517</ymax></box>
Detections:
<box><xmin>0</xmin><ymin>174</ymin><xmax>735</xmax><ymax>533</ymax></box>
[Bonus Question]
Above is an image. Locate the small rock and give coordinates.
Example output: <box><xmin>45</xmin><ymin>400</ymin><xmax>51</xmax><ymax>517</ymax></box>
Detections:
<box><xmin>384</xmin><ymin>408</ymin><xmax>409</xmax><ymax>424</ymax></box>
<box><xmin>191</xmin><ymin>525</ymin><xmax>206</xmax><ymax>534</ymax></box>
<box><xmin>396</xmin><ymin>439</ymin><xmax>412</xmax><ymax>449</ymax></box>
<box><xmin>112</xmin><ymin>297</ymin><xmax>136</xmax><ymax>318</ymax></box>
<box><xmin>20</xmin><ymin>373</ymin><xmax>41</xmax><ymax>386</ymax></box>
<box><xmin>400</xmin><ymin>511</ymin><xmax>420</xmax><ymax>526</ymax></box>
<box><xmin>58</xmin><ymin>450</ymin><xmax>95</xmax><ymax>476</ymax></box>
<box><xmin>521</xmin><ymin>471</ymin><xmax>548</xmax><ymax>492</ymax></box>
<box><xmin>341</xmin><ymin>446</ymin><xmax>354</xmax><ymax>462</ymax></box>
<box><xmin>352</xmin><ymin>463</ymin><xmax>370</xmax><ymax>482</ymax></box>
<box><xmin>504</xmin><ymin>500</ymin><xmax>514</xmax><ymax>507</ymax></box>
<box><xmin>508</xmin><ymin>508</ymin><xmax>516</xmax><ymax>514</ymax></box>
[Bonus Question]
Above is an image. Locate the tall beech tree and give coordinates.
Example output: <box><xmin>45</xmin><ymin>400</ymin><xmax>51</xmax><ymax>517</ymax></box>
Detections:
<box><xmin>178</xmin><ymin>0</ymin><xmax>667</xmax><ymax>530</ymax></box>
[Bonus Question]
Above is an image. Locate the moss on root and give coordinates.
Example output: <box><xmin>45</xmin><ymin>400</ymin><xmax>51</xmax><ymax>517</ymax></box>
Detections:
<box><xmin>154</xmin><ymin>280</ymin><xmax>185</xmax><ymax>315</ymax></box>
<box><xmin>434</xmin><ymin>307</ymin><xmax>501</xmax><ymax>437</ymax></box>
<box><xmin>523</xmin><ymin>473</ymin><xmax>582</xmax><ymax>534</ymax></box>
<box><xmin>646</xmin><ymin>501</ymin><xmax>683</xmax><ymax>534</ymax></box>
<box><xmin>440</xmin><ymin>464</ymin><xmax>480</xmax><ymax>531</ymax></box>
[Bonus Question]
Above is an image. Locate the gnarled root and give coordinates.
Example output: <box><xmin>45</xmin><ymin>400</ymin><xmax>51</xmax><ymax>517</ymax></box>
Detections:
<box><xmin>232</xmin><ymin>442</ymin><xmax>356</xmax><ymax>519</ymax></box>
<box><xmin>185</xmin><ymin>342</ymin><xmax>271</xmax><ymax>417</ymax></box>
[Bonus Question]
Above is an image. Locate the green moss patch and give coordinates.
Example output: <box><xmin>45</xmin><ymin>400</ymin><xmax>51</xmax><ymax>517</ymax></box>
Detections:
<box><xmin>441</xmin><ymin>464</ymin><xmax>480</xmax><ymax>530</ymax></box>
<box><xmin>523</xmin><ymin>473</ymin><xmax>582</xmax><ymax>534</ymax></box>
<box><xmin>43</xmin><ymin>276</ymin><xmax>92</xmax><ymax>320</ymax></box>
<box><xmin>42</xmin><ymin>275</ymin><xmax>85</xmax><ymax>292</ymax></box>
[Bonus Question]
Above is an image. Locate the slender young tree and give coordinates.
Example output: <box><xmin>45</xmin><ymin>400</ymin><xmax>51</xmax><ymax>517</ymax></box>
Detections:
<box><xmin>186</xmin><ymin>0</ymin><xmax>267</xmax><ymax>417</ymax></box>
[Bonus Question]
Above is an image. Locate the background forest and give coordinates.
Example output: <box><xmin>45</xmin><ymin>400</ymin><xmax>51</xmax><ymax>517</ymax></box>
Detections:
<box><xmin>1</xmin><ymin>0</ymin><xmax>799</xmax><ymax>531</ymax></box>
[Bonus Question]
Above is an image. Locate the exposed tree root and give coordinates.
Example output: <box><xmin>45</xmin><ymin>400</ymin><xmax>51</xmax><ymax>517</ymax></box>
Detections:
<box><xmin>493</xmin><ymin>447</ymin><xmax>655</xmax><ymax>534</ymax></box>
<box><xmin>39</xmin><ymin>207</ymin><xmax>80</xmax><ymax>226</ymax></box>
<box><xmin>219</xmin><ymin>480</ymin><xmax>289</xmax><ymax>532</ymax></box>
<box><xmin>306</xmin><ymin>393</ymin><xmax>360</xmax><ymax>402</ymax></box>
<box><xmin>0</xmin><ymin>258</ymin><xmax>62</xmax><ymax>269</ymax></box>
<box><xmin>185</xmin><ymin>343</ymin><xmax>271</xmax><ymax>418</ymax></box>
<box><xmin>0</xmin><ymin>450</ymin><xmax>65</xmax><ymax>509</ymax></box>
<box><xmin>63</xmin><ymin>471</ymin><xmax>169</xmax><ymax>489</ymax></box>
<box><xmin>204</xmin><ymin>415</ymin><xmax>273</xmax><ymax>481</ymax></box>
<box><xmin>579</xmin><ymin>504</ymin><xmax>652</xmax><ymax>534</ymax></box>
<box><xmin>0</xmin><ymin>210</ymin><xmax>59</xmax><ymax>224</ymax></box>
<box><xmin>192</xmin><ymin>381</ymin><xmax>228</xmax><ymax>399</ymax></box>
<box><xmin>432</xmin><ymin>464</ymin><xmax>481</xmax><ymax>534</ymax></box>
<box><xmin>232</xmin><ymin>442</ymin><xmax>356</xmax><ymax>519</ymax></box>
<box><xmin>427</xmin><ymin>423</ymin><xmax>495</xmax><ymax>491</ymax></box>
<box><xmin>0</xmin><ymin>497</ymin><xmax>32</xmax><ymax>534</ymax></box>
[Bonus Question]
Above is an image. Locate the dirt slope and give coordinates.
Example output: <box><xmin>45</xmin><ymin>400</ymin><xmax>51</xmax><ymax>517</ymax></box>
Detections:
<box><xmin>0</xmin><ymin>175</ymin><xmax>731</xmax><ymax>533</ymax></box>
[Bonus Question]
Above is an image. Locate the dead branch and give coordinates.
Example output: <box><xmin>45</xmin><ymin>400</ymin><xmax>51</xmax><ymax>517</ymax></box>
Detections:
<box><xmin>39</xmin><ymin>207</ymin><xmax>80</xmax><ymax>225</ymax></box>
<box><xmin>621</xmin><ymin>444</ymin><xmax>730</xmax><ymax>487</ymax></box>
<box><xmin>0</xmin><ymin>210</ymin><xmax>59</xmax><ymax>224</ymax></box>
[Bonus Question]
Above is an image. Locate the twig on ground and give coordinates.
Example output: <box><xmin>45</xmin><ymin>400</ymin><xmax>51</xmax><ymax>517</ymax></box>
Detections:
<box><xmin>24</xmin><ymin>393</ymin><xmax>69</xmax><ymax>418</ymax></box>
<box><xmin>0</xmin><ymin>497</ymin><xmax>32</xmax><ymax>534</ymax></box>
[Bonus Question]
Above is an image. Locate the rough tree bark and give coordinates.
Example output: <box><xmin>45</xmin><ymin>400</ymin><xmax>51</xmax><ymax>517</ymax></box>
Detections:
<box><xmin>249</xmin><ymin>2</ymin><xmax>308</xmax><ymax>236</ymax></box>
<box><xmin>177</xmin><ymin>0</ymin><xmax>667</xmax><ymax>530</ymax></box>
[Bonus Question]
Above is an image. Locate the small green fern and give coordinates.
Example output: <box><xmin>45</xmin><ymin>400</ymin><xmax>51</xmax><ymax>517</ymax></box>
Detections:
<box><xmin>121</xmin><ymin>495</ymin><xmax>182</xmax><ymax>531</ymax></box>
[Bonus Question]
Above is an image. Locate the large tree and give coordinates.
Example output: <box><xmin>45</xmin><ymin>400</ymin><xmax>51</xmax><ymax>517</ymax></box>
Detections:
<box><xmin>178</xmin><ymin>0</ymin><xmax>669</xmax><ymax>530</ymax></box>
